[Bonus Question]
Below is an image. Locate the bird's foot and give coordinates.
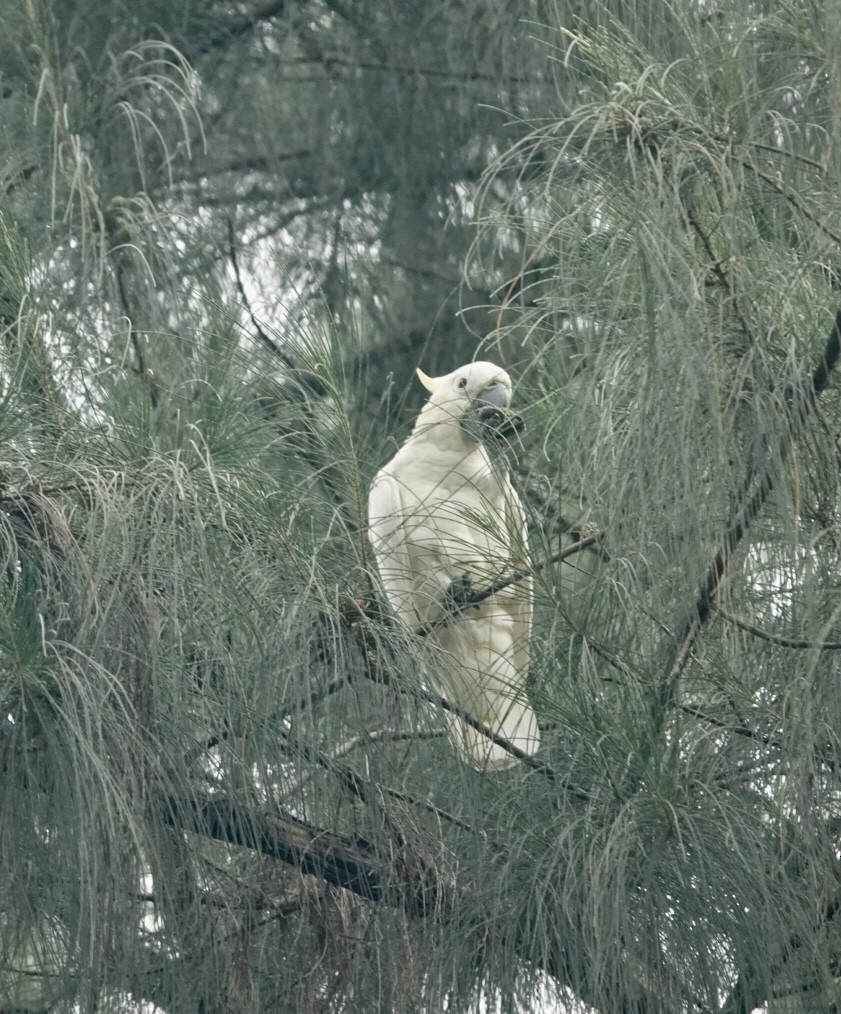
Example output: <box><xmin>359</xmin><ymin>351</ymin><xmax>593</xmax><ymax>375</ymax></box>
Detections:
<box><xmin>443</xmin><ymin>572</ymin><xmax>478</xmax><ymax>616</ymax></box>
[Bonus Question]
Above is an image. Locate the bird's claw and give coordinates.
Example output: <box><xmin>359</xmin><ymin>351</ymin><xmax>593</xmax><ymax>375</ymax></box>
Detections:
<box><xmin>444</xmin><ymin>572</ymin><xmax>477</xmax><ymax>615</ymax></box>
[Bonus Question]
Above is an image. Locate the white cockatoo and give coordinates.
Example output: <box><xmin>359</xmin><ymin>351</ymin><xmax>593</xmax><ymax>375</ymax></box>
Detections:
<box><xmin>368</xmin><ymin>361</ymin><xmax>539</xmax><ymax>770</ymax></box>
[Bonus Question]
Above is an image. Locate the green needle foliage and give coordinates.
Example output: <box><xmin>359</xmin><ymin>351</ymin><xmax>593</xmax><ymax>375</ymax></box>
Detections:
<box><xmin>1</xmin><ymin>0</ymin><xmax>841</xmax><ymax>1012</ymax></box>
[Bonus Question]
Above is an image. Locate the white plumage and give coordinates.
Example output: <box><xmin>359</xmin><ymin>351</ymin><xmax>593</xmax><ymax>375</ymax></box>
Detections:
<box><xmin>368</xmin><ymin>361</ymin><xmax>539</xmax><ymax>770</ymax></box>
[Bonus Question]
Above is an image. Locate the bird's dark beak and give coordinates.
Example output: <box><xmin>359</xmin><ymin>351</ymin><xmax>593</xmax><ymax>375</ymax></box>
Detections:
<box><xmin>461</xmin><ymin>380</ymin><xmax>523</xmax><ymax>442</ymax></box>
<box><xmin>475</xmin><ymin>382</ymin><xmax>511</xmax><ymax>409</ymax></box>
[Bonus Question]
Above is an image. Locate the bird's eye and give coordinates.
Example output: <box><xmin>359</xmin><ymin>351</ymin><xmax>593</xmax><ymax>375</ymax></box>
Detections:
<box><xmin>457</xmin><ymin>377</ymin><xmax>468</xmax><ymax>389</ymax></box>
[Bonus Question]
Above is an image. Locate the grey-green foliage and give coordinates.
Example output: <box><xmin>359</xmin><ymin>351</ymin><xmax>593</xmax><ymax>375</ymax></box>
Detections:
<box><xmin>473</xmin><ymin>2</ymin><xmax>841</xmax><ymax>1011</ymax></box>
<box><xmin>1</xmin><ymin>0</ymin><xmax>841</xmax><ymax>1012</ymax></box>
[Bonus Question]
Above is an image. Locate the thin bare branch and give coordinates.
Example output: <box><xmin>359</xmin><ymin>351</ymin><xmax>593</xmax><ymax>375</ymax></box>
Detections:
<box><xmin>679</xmin><ymin>703</ymin><xmax>782</xmax><ymax>748</ymax></box>
<box><xmin>653</xmin><ymin>307</ymin><xmax>841</xmax><ymax>724</ymax></box>
<box><xmin>714</xmin><ymin>604</ymin><xmax>841</xmax><ymax>650</ymax></box>
<box><xmin>420</xmin><ymin>532</ymin><xmax>602</xmax><ymax>636</ymax></box>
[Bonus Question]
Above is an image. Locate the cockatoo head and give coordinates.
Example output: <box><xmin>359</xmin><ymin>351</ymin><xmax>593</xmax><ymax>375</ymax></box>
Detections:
<box><xmin>414</xmin><ymin>361</ymin><xmax>521</xmax><ymax>442</ymax></box>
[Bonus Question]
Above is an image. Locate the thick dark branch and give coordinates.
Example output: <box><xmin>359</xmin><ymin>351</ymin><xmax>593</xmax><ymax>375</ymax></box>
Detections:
<box><xmin>810</xmin><ymin>309</ymin><xmax>841</xmax><ymax>395</ymax></box>
<box><xmin>160</xmin><ymin>792</ymin><xmax>662</xmax><ymax>1012</ymax></box>
<box><xmin>161</xmin><ymin>794</ymin><xmax>450</xmax><ymax>916</ymax></box>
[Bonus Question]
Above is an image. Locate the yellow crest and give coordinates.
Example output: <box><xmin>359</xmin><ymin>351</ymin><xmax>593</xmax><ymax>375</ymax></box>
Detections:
<box><xmin>415</xmin><ymin>368</ymin><xmax>439</xmax><ymax>393</ymax></box>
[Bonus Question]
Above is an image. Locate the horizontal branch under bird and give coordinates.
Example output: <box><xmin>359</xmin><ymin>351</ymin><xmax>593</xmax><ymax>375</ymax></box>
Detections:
<box><xmin>417</xmin><ymin>530</ymin><xmax>602</xmax><ymax>636</ymax></box>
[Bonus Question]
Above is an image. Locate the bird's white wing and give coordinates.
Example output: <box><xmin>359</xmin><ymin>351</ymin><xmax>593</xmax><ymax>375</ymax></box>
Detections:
<box><xmin>431</xmin><ymin>470</ymin><xmax>539</xmax><ymax>770</ymax></box>
<box><xmin>368</xmin><ymin>470</ymin><xmax>421</xmax><ymax>629</ymax></box>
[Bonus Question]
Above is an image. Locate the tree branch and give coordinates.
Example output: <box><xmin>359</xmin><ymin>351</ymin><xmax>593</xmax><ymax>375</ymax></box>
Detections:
<box><xmin>226</xmin><ymin>217</ymin><xmax>329</xmax><ymax>396</ymax></box>
<box><xmin>160</xmin><ymin>791</ymin><xmax>666</xmax><ymax>1012</ymax></box>
<box><xmin>194</xmin><ymin>1</ymin><xmax>291</xmax><ymax>54</ymax></box>
<box><xmin>357</xmin><ymin>535</ymin><xmax>599</xmax><ymax>792</ymax></box>
<box><xmin>653</xmin><ymin>307</ymin><xmax>841</xmax><ymax>725</ymax></box>
<box><xmin>161</xmin><ymin>793</ymin><xmax>453</xmax><ymax>917</ymax></box>
<box><xmin>714</xmin><ymin>603</ymin><xmax>841</xmax><ymax>650</ymax></box>
<box><xmin>678</xmin><ymin>703</ymin><xmax>782</xmax><ymax>748</ymax></box>
<box><xmin>278</xmin><ymin>727</ymin><xmax>489</xmax><ymax>840</ymax></box>
<box><xmin>687</xmin><ymin>210</ymin><xmax>755</xmax><ymax>341</ymax></box>
<box><xmin>283</xmin><ymin>53</ymin><xmax>539</xmax><ymax>86</ymax></box>
<box><xmin>420</xmin><ymin>531</ymin><xmax>602</xmax><ymax>635</ymax></box>
<box><xmin>355</xmin><ymin>639</ymin><xmax>592</xmax><ymax>801</ymax></box>
<box><xmin>718</xmin><ymin>896</ymin><xmax>841</xmax><ymax>1014</ymax></box>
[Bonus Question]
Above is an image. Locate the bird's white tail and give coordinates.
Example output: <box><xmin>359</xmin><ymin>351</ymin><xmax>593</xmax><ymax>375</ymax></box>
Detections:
<box><xmin>445</xmin><ymin>696</ymin><xmax>540</xmax><ymax>771</ymax></box>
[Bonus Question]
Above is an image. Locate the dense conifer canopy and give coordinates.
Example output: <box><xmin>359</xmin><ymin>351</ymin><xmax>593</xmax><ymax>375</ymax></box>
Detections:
<box><xmin>2</xmin><ymin>1</ymin><xmax>841</xmax><ymax>1011</ymax></box>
